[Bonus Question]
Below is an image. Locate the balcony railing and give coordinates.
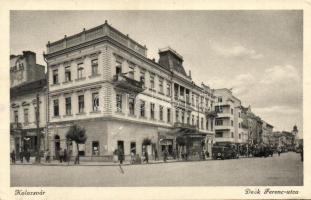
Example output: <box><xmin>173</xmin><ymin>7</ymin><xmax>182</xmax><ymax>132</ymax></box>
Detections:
<box><xmin>112</xmin><ymin>74</ymin><xmax>144</xmax><ymax>94</ymax></box>
<box><xmin>174</xmin><ymin>122</ymin><xmax>197</xmax><ymax>130</ymax></box>
<box><xmin>10</xmin><ymin>122</ymin><xmax>22</xmax><ymax>130</ymax></box>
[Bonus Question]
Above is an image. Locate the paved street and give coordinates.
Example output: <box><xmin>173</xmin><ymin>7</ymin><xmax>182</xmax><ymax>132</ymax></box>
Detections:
<box><xmin>11</xmin><ymin>152</ymin><xmax>303</xmax><ymax>186</ymax></box>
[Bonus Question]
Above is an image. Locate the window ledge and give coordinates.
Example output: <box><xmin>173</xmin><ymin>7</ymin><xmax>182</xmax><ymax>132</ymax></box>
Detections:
<box><xmin>76</xmin><ymin>112</ymin><xmax>86</xmax><ymax>116</ymax></box>
<box><xmin>115</xmin><ymin>111</ymin><xmax>125</xmax><ymax>115</ymax></box>
<box><xmin>90</xmin><ymin>110</ymin><xmax>101</xmax><ymax>114</ymax></box>
<box><xmin>89</xmin><ymin>74</ymin><xmax>101</xmax><ymax>78</ymax></box>
<box><xmin>75</xmin><ymin>77</ymin><xmax>86</xmax><ymax>82</ymax></box>
<box><xmin>62</xmin><ymin>81</ymin><xmax>73</xmax><ymax>84</ymax></box>
<box><xmin>63</xmin><ymin>114</ymin><xmax>73</xmax><ymax>118</ymax></box>
<box><xmin>128</xmin><ymin>114</ymin><xmax>137</xmax><ymax>118</ymax></box>
<box><xmin>149</xmin><ymin>88</ymin><xmax>156</xmax><ymax>92</ymax></box>
<box><xmin>51</xmin><ymin>83</ymin><xmax>60</xmax><ymax>87</ymax></box>
<box><xmin>158</xmin><ymin>91</ymin><xmax>165</xmax><ymax>95</ymax></box>
<box><xmin>52</xmin><ymin>116</ymin><xmax>61</xmax><ymax>119</ymax></box>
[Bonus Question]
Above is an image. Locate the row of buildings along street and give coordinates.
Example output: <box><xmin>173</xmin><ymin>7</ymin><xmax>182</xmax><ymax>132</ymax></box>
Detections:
<box><xmin>10</xmin><ymin>21</ymin><xmax>302</xmax><ymax>163</ymax></box>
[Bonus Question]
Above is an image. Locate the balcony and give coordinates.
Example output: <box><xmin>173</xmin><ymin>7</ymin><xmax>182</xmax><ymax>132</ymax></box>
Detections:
<box><xmin>205</xmin><ymin>110</ymin><xmax>218</xmax><ymax>118</ymax></box>
<box><xmin>215</xmin><ymin>137</ymin><xmax>235</xmax><ymax>143</ymax></box>
<box><xmin>174</xmin><ymin>122</ymin><xmax>197</xmax><ymax>130</ymax></box>
<box><xmin>10</xmin><ymin>122</ymin><xmax>22</xmax><ymax>130</ymax></box>
<box><xmin>214</xmin><ymin>125</ymin><xmax>233</xmax><ymax>131</ymax></box>
<box><xmin>112</xmin><ymin>74</ymin><xmax>144</xmax><ymax>94</ymax></box>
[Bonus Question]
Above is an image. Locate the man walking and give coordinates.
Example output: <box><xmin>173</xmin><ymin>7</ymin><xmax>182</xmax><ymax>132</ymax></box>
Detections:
<box><xmin>11</xmin><ymin>150</ymin><xmax>16</xmax><ymax>164</ymax></box>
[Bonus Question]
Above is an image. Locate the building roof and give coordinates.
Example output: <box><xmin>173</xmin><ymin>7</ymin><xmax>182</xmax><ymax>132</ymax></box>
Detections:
<box><xmin>10</xmin><ymin>78</ymin><xmax>47</xmax><ymax>98</ymax></box>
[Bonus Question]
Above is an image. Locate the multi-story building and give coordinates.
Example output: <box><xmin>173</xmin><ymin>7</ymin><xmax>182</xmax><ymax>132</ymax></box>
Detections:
<box><xmin>262</xmin><ymin>121</ymin><xmax>274</xmax><ymax>144</ymax></box>
<box><xmin>10</xmin><ymin>51</ymin><xmax>47</xmax><ymax>157</ymax></box>
<box><xmin>213</xmin><ymin>88</ymin><xmax>243</xmax><ymax>145</ymax></box>
<box><xmin>241</xmin><ymin>105</ymin><xmax>263</xmax><ymax>145</ymax></box>
<box><xmin>44</xmin><ymin>21</ymin><xmax>217</xmax><ymax>161</ymax></box>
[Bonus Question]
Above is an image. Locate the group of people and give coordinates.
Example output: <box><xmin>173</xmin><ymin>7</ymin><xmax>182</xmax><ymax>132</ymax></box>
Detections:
<box><xmin>10</xmin><ymin>149</ymin><xmax>31</xmax><ymax>164</ymax></box>
<box><xmin>56</xmin><ymin>148</ymin><xmax>69</xmax><ymax>163</ymax></box>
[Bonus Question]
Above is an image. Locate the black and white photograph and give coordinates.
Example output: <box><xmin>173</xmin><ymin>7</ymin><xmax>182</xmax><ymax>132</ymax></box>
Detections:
<box><xmin>1</xmin><ymin>1</ymin><xmax>311</xmax><ymax>199</ymax></box>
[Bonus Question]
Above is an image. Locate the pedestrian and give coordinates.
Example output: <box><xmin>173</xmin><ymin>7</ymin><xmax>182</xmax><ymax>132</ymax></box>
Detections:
<box><xmin>59</xmin><ymin>148</ymin><xmax>64</xmax><ymax>163</ymax></box>
<box><xmin>144</xmin><ymin>149</ymin><xmax>149</xmax><ymax>163</ymax></box>
<box><xmin>300</xmin><ymin>146</ymin><xmax>303</xmax><ymax>162</ymax></box>
<box><xmin>130</xmin><ymin>151</ymin><xmax>135</xmax><ymax>164</ymax></box>
<box><xmin>277</xmin><ymin>146</ymin><xmax>282</xmax><ymax>156</ymax></box>
<box><xmin>11</xmin><ymin>150</ymin><xmax>16</xmax><ymax>164</ymax></box>
<box><xmin>118</xmin><ymin>149</ymin><xmax>124</xmax><ymax>164</ymax></box>
<box><xmin>20</xmin><ymin>150</ymin><xmax>24</xmax><ymax>163</ymax></box>
<box><xmin>163</xmin><ymin>149</ymin><xmax>168</xmax><ymax>162</ymax></box>
<box><xmin>25</xmin><ymin>150</ymin><xmax>30</xmax><ymax>163</ymax></box>
<box><xmin>45</xmin><ymin>149</ymin><xmax>50</xmax><ymax>163</ymax></box>
<box><xmin>154</xmin><ymin>149</ymin><xmax>158</xmax><ymax>161</ymax></box>
<box><xmin>63</xmin><ymin>149</ymin><xmax>67</xmax><ymax>162</ymax></box>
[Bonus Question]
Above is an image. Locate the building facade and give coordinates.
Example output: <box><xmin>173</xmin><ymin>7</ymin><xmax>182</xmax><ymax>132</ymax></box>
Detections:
<box><xmin>10</xmin><ymin>51</ymin><xmax>47</xmax><ymax>157</ymax></box>
<box><xmin>262</xmin><ymin>121</ymin><xmax>274</xmax><ymax>144</ymax></box>
<box><xmin>213</xmin><ymin>89</ymin><xmax>244</xmax><ymax>145</ymax></box>
<box><xmin>44</xmin><ymin>21</ymin><xmax>216</xmax><ymax>161</ymax></box>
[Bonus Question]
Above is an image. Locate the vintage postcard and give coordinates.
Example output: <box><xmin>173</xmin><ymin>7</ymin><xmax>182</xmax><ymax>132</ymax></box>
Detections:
<box><xmin>0</xmin><ymin>0</ymin><xmax>310</xmax><ymax>199</ymax></box>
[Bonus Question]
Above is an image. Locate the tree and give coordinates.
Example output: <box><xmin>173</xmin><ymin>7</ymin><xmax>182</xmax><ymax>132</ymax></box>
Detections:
<box><xmin>66</xmin><ymin>124</ymin><xmax>87</xmax><ymax>164</ymax></box>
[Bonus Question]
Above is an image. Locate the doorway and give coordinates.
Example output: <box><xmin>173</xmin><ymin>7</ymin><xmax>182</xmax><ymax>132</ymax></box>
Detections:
<box><xmin>130</xmin><ymin>142</ymin><xmax>136</xmax><ymax>154</ymax></box>
<box><xmin>54</xmin><ymin>135</ymin><xmax>60</xmax><ymax>159</ymax></box>
<box><xmin>117</xmin><ymin>140</ymin><xmax>124</xmax><ymax>153</ymax></box>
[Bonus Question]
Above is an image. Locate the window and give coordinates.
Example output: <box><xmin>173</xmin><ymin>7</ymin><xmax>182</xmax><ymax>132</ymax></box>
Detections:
<box><xmin>24</xmin><ymin>108</ymin><xmax>29</xmax><ymax>124</ymax></box>
<box><xmin>14</xmin><ymin>110</ymin><xmax>18</xmax><ymax>123</ymax></box>
<box><xmin>197</xmin><ymin>116</ymin><xmax>199</xmax><ymax>126</ymax></box>
<box><xmin>150</xmin><ymin>103</ymin><xmax>155</xmax><ymax>119</ymax></box>
<box><xmin>201</xmin><ymin>117</ymin><xmax>204</xmax><ymax>129</ymax></box>
<box><xmin>128</xmin><ymin>65</ymin><xmax>134</xmax><ymax>79</ymax></box>
<box><xmin>116</xmin><ymin>61</ymin><xmax>122</xmax><ymax>75</ymax></box>
<box><xmin>216</xmin><ymin>132</ymin><xmax>223</xmax><ymax>138</ymax></box>
<box><xmin>91</xmin><ymin>59</ymin><xmax>98</xmax><ymax>76</ymax></box>
<box><xmin>186</xmin><ymin>113</ymin><xmax>190</xmax><ymax>124</ymax></box>
<box><xmin>140</xmin><ymin>71</ymin><xmax>145</xmax><ymax>86</ymax></box>
<box><xmin>65</xmin><ymin>66</ymin><xmax>71</xmax><ymax>82</ymax></box>
<box><xmin>191</xmin><ymin>95</ymin><xmax>194</xmax><ymax>106</ymax></box>
<box><xmin>218</xmin><ymin>97</ymin><xmax>222</xmax><ymax>103</ymax></box>
<box><xmin>211</xmin><ymin>119</ymin><xmax>214</xmax><ymax>131</ymax></box>
<box><xmin>77</xmin><ymin>63</ymin><xmax>84</xmax><ymax>79</ymax></box>
<box><xmin>239</xmin><ymin>112</ymin><xmax>241</xmax><ymax>118</ymax></box>
<box><xmin>92</xmin><ymin>92</ymin><xmax>99</xmax><ymax>111</ymax></box>
<box><xmin>192</xmin><ymin>115</ymin><xmax>194</xmax><ymax>125</ymax></box>
<box><xmin>116</xmin><ymin>93</ymin><xmax>122</xmax><ymax>112</ymax></box>
<box><xmin>78</xmin><ymin>95</ymin><xmax>84</xmax><ymax>113</ymax></box>
<box><xmin>167</xmin><ymin>108</ymin><xmax>171</xmax><ymax>123</ymax></box>
<box><xmin>166</xmin><ymin>83</ymin><xmax>171</xmax><ymax>96</ymax></box>
<box><xmin>34</xmin><ymin>105</ymin><xmax>39</xmax><ymax>121</ymax></box>
<box><xmin>159</xmin><ymin>105</ymin><xmax>163</xmax><ymax>121</ymax></box>
<box><xmin>181</xmin><ymin>110</ymin><xmax>185</xmax><ymax>123</ymax></box>
<box><xmin>231</xmin><ymin>132</ymin><xmax>234</xmax><ymax>138</ymax></box>
<box><xmin>206</xmin><ymin>120</ymin><xmax>209</xmax><ymax>130</ymax></box>
<box><xmin>159</xmin><ymin>78</ymin><xmax>164</xmax><ymax>93</ymax></box>
<box><xmin>231</xmin><ymin>108</ymin><xmax>234</xmax><ymax>115</ymax></box>
<box><xmin>215</xmin><ymin>106</ymin><xmax>223</xmax><ymax>113</ymax></box>
<box><xmin>128</xmin><ymin>96</ymin><xmax>135</xmax><ymax>115</ymax></box>
<box><xmin>239</xmin><ymin>123</ymin><xmax>241</xmax><ymax>128</ymax></box>
<box><xmin>65</xmin><ymin>97</ymin><xmax>71</xmax><ymax>115</ymax></box>
<box><xmin>150</xmin><ymin>74</ymin><xmax>155</xmax><ymax>89</ymax></box>
<box><xmin>53</xmin><ymin>99</ymin><xmax>59</xmax><ymax>117</ymax></box>
<box><xmin>92</xmin><ymin>141</ymin><xmax>99</xmax><ymax>156</ymax></box>
<box><xmin>140</xmin><ymin>100</ymin><xmax>145</xmax><ymax>117</ymax></box>
<box><xmin>53</xmin><ymin>69</ymin><xmax>58</xmax><ymax>84</ymax></box>
<box><xmin>215</xmin><ymin>119</ymin><xmax>223</xmax><ymax>126</ymax></box>
<box><xmin>231</xmin><ymin>120</ymin><xmax>234</xmax><ymax>126</ymax></box>
<box><xmin>175</xmin><ymin>109</ymin><xmax>179</xmax><ymax>123</ymax></box>
<box><xmin>239</xmin><ymin>134</ymin><xmax>241</xmax><ymax>139</ymax></box>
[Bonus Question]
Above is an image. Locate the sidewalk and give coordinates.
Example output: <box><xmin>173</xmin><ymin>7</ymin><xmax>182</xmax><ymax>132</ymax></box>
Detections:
<box><xmin>11</xmin><ymin>157</ymin><xmax>212</xmax><ymax>166</ymax></box>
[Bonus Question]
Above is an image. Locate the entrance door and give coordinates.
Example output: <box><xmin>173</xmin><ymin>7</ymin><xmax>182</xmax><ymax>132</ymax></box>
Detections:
<box><xmin>117</xmin><ymin>140</ymin><xmax>124</xmax><ymax>153</ymax></box>
<box><xmin>130</xmin><ymin>142</ymin><xmax>136</xmax><ymax>154</ymax></box>
<box><xmin>54</xmin><ymin>135</ymin><xmax>60</xmax><ymax>159</ymax></box>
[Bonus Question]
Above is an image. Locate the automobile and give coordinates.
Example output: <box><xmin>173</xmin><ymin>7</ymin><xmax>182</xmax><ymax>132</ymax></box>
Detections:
<box><xmin>212</xmin><ymin>145</ymin><xmax>239</xmax><ymax>160</ymax></box>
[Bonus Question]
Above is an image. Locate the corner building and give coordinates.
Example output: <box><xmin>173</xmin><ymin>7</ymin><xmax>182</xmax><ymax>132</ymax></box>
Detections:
<box><xmin>45</xmin><ymin>21</ymin><xmax>216</xmax><ymax>161</ymax></box>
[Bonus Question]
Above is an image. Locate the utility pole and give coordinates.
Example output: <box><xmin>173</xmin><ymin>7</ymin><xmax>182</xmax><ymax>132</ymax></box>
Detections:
<box><xmin>36</xmin><ymin>93</ymin><xmax>41</xmax><ymax>163</ymax></box>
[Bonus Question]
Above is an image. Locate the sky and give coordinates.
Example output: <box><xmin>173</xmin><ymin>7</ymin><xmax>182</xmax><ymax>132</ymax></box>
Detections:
<box><xmin>10</xmin><ymin>10</ymin><xmax>303</xmax><ymax>136</ymax></box>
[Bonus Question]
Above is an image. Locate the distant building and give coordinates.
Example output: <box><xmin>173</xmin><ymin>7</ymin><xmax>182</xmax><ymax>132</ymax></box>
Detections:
<box><xmin>213</xmin><ymin>88</ymin><xmax>244</xmax><ymax>145</ymax></box>
<box><xmin>262</xmin><ymin>121</ymin><xmax>274</xmax><ymax>144</ymax></box>
<box><xmin>10</xmin><ymin>51</ymin><xmax>47</xmax><ymax>157</ymax></box>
